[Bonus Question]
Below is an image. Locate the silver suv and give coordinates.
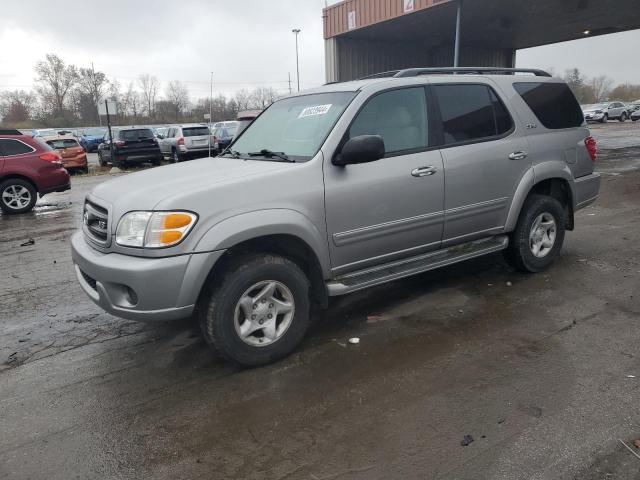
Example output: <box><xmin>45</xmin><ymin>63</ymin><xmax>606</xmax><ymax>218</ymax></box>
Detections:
<box><xmin>71</xmin><ymin>68</ymin><xmax>601</xmax><ymax>366</ymax></box>
<box><xmin>582</xmin><ymin>101</ymin><xmax>629</xmax><ymax>123</ymax></box>
<box><xmin>157</xmin><ymin>124</ymin><xmax>212</xmax><ymax>162</ymax></box>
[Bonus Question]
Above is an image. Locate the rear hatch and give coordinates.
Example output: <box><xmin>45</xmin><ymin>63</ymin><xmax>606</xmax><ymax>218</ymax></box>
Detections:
<box><xmin>182</xmin><ymin>126</ymin><xmax>211</xmax><ymax>150</ymax></box>
<box><xmin>118</xmin><ymin>129</ymin><xmax>159</xmax><ymax>156</ymax></box>
<box><xmin>46</xmin><ymin>139</ymin><xmax>84</xmax><ymax>158</ymax></box>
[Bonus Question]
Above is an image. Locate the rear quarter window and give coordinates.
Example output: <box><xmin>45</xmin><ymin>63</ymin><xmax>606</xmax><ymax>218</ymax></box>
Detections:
<box><xmin>514</xmin><ymin>82</ymin><xmax>584</xmax><ymax>129</ymax></box>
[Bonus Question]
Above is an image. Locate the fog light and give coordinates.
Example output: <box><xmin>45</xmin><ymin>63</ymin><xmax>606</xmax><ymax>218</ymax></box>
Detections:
<box><xmin>125</xmin><ymin>287</ymin><xmax>139</xmax><ymax>306</ymax></box>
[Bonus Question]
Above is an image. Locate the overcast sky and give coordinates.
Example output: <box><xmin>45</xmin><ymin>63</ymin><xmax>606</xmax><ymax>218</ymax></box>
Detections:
<box><xmin>1</xmin><ymin>0</ymin><xmax>639</xmax><ymax>100</ymax></box>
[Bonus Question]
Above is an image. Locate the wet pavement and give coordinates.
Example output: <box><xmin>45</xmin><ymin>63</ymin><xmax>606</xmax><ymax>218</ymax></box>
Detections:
<box><xmin>1</xmin><ymin>122</ymin><xmax>640</xmax><ymax>479</ymax></box>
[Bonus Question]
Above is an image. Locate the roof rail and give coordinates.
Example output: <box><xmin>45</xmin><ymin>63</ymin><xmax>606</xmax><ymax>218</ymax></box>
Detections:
<box><xmin>359</xmin><ymin>67</ymin><xmax>551</xmax><ymax>80</ymax></box>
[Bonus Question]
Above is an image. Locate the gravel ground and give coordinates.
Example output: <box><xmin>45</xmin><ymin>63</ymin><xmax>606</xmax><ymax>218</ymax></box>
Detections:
<box><xmin>0</xmin><ymin>121</ymin><xmax>639</xmax><ymax>479</ymax></box>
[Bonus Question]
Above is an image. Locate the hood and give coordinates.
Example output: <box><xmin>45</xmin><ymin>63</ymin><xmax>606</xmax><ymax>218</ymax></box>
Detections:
<box><xmin>91</xmin><ymin>156</ymin><xmax>292</xmax><ymax>216</ymax></box>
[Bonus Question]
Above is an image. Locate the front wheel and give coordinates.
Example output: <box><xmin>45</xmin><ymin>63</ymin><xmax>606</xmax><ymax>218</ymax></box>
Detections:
<box><xmin>504</xmin><ymin>194</ymin><xmax>566</xmax><ymax>273</ymax></box>
<box><xmin>0</xmin><ymin>178</ymin><xmax>37</xmax><ymax>214</ymax></box>
<box><xmin>600</xmin><ymin>114</ymin><xmax>608</xmax><ymax>123</ymax></box>
<box><xmin>198</xmin><ymin>254</ymin><xmax>311</xmax><ymax>367</ymax></box>
<box><xmin>98</xmin><ymin>150</ymin><xmax>106</xmax><ymax>167</ymax></box>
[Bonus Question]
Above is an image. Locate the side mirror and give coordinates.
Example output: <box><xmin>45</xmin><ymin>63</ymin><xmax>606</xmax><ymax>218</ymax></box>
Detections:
<box><xmin>333</xmin><ymin>135</ymin><xmax>385</xmax><ymax>166</ymax></box>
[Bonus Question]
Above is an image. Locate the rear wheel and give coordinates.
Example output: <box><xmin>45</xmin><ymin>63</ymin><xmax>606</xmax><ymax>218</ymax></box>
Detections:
<box><xmin>198</xmin><ymin>254</ymin><xmax>311</xmax><ymax>367</ymax></box>
<box><xmin>620</xmin><ymin>112</ymin><xmax>627</xmax><ymax>122</ymax></box>
<box><xmin>600</xmin><ymin>114</ymin><xmax>608</xmax><ymax>123</ymax></box>
<box><xmin>98</xmin><ymin>150</ymin><xmax>106</xmax><ymax>167</ymax></box>
<box><xmin>504</xmin><ymin>194</ymin><xmax>565</xmax><ymax>273</ymax></box>
<box><xmin>172</xmin><ymin>149</ymin><xmax>181</xmax><ymax>163</ymax></box>
<box><xmin>151</xmin><ymin>155</ymin><xmax>162</xmax><ymax>166</ymax></box>
<box><xmin>0</xmin><ymin>178</ymin><xmax>37</xmax><ymax>214</ymax></box>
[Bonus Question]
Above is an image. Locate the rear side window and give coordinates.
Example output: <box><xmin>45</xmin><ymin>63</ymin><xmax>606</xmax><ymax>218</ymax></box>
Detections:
<box><xmin>514</xmin><ymin>82</ymin><xmax>583</xmax><ymax>129</ymax></box>
<box><xmin>433</xmin><ymin>84</ymin><xmax>513</xmax><ymax>145</ymax></box>
<box><xmin>0</xmin><ymin>139</ymin><xmax>35</xmax><ymax>156</ymax></box>
<box><xmin>183</xmin><ymin>127</ymin><xmax>210</xmax><ymax>137</ymax></box>
<box><xmin>349</xmin><ymin>87</ymin><xmax>428</xmax><ymax>154</ymax></box>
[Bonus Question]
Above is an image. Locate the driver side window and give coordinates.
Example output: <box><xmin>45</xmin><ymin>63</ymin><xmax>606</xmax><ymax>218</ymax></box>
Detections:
<box><xmin>348</xmin><ymin>87</ymin><xmax>428</xmax><ymax>155</ymax></box>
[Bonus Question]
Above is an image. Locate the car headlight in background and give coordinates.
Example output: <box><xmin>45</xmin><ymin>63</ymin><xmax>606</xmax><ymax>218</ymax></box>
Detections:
<box><xmin>116</xmin><ymin>211</ymin><xmax>197</xmax><ymax>248</ymax></box>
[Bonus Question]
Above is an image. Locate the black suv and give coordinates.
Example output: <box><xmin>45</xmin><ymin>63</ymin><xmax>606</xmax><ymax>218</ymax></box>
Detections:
<box><xmin>97</xmin><ymin>127</ymin><xmax>163</xmax><ymax>168</ymax></box>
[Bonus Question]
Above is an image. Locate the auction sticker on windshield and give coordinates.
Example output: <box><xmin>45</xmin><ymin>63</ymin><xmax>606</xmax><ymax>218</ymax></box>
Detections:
<box><xmin>299</xmin><ymin>104</ymin><xmax>332</xmax><ymax>118</ymax></box>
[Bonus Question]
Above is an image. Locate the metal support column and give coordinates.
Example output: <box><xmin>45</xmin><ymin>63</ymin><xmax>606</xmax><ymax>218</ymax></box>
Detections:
<box><xmin>453</xmin><ymin>0</ymin><xmax>463</xmax><ymax>67</ymax></box>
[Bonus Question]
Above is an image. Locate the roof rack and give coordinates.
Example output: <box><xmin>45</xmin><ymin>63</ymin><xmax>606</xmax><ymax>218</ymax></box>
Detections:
<box><xmin>360</xmin><ymin>67</ymin><xmax>551</xmax><ymax>80</ymax></box>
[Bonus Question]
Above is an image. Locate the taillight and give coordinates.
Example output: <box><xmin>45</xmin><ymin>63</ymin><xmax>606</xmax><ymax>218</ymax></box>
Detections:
<box><xmin>585</xmin><ymin>136</ymin><xmax>597</xmax><ymax>162</ymax></box>
<box><xmin>115</xmin><ymin>140</ymin><xmax>125</xmax><ymax>148</ymax></box>
<box><xmin>177</xmin><ymin>137</ymin><xmax>185</xmax><ymax>145</ymax></box>
<box><xmin>213</xmin><ymin>136</ymin><xmax>218</xmax><ymax>142</ymax></box>
<box><xmin>39</xmin><ymin>152</ymin><xmax>62</xmax><ymax>163</ymax></box>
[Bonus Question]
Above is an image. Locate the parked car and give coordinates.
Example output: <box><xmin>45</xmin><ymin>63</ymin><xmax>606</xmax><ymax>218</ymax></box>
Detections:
<box><xmin>32</xmin><ymin>128</ymin><xmax>58</xmax><ymax>137</ymax></box>
<box><xmin>631</xmin><ymin>108</ymin><xmax>640</xmax><ymax>122</ymax></box>
<box><xmin>582</xmin><ymin>102</ymin><xmax>629</xmax><ymax>122</ymax></box>
<box><xmin>97</xmin><ymin>127</ymin><xmax>163</xmax><ymax>168</ymax></box>
<box><xmin>0</xmin><ymin>129</ymin><xmax>70</xmax><ymax>214</ymax></box>
<box><xmin>158</xmin><ymin>124</ymin><xmax>213</xmax><ymax>162</ymax></box>
<box><xmin>71</xmin><ymin>68</ymin><xmax>600</xmax><ymax>367</ymax></box>
<box><xmin>79</xmin><ymin>127</ymin><xmax>107</xmax><ymax>152</ymax></box>
<box><xmin>44</xmin><ymin>136</ymin><xmax>89</xmax><ymax>174</ymax></box>
<box><xmin>212</xmin><ymin>121</ymin><xmax>238</xmax><ymax>152</ymax></box>
<box><xmin>234</xmin><ymin>111</ymin><xmax>261</xmax><ymax>139</ymax></box>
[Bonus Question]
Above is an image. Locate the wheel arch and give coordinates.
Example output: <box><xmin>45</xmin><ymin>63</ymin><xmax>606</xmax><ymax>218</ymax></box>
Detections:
<box><xmin>194</xmin><ymin>210</ymin><xmax>332</xmax><ymax>308</ymax></box>
<box><xmin>506</xmin><ymin>165</ymin><xmax>575</xmax><ymax>231</ymax></box>
<box><xmin>0</xmin><ymin>174</ymin><xmax>39</xmax><ymax>194</ymax></box>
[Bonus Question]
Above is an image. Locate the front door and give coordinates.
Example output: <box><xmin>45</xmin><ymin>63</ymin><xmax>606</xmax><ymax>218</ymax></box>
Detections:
<box><xmin>431</xmin><ymin>82</ymin><xmax>531</xmax><ymax>245</ymax></box>
<box><xmin>324</xmin><ymin>86</ymin><xmax>445</xmax><ymax>274</ymax></box>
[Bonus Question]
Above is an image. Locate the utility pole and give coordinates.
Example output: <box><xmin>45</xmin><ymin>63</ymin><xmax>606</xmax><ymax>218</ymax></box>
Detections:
<box><xmin>288</xmin><ymin>72</ymin><xmax>292</xmax><ymax>94</ymax></box>
<box><xmin>92</xmin><ymin>62</ymin><xmax>101</xmax><ymax>126</ymax></box>
<box><xmin>453</xmin><ymin>0</ymin><xmax>463</xmax><ymax>68</ymax></box>
<box><xmin>292</xmin><ymin>29</ymin><xmax>301</xmax><ymax>92</ymax></box>
<box><xmin>208</xmin><ymin>72</ymin><xmax>213</xmax><ymax>158</ymax></box>
<box><xmin>105</xmin><ymin>99</ymin><xmax>114</xmax><ymax>163</ymax></box>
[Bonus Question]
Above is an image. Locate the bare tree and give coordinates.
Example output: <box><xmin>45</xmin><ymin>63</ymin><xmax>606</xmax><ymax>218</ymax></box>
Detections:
<box><xmin>138</xmin><ymin>73</ymin><xmax>159</xmax><ymax>118</ymax></box>
<box><xmin>34</xmin><ymin>53</ymin><xmax>79</xmax><ymax>115</ymax></box>
<box><xmin>121</xmin><ymin>82</ymin><xmax>142</xmax><ymax>119</ymax></box>
<box><xmin>165</xmin><ymin>80</ymin><xmax>190</xmax><ymax>121</ymax></box>
<box><xmin>76</xmin><ymin>66</ymin><xmax>109</xmax><ymax>122</ymax></box>
<box><xmin>0</xmin><ymin>90</ymin><xmax>37</xmax><ymax>125</ymax></box>
<box><xmin>250</xmin><ymin>87</ymin><xmax>280</xmax><ymax>109</ymax></box>
<box><xmin>589</xmin><ymin>75</ymin><xmax>614</xmax><ymax>102</ymax></box>
<box><xmin>234</xmin><ymin>89</ymin><xmax>252</xmax><ymax>111</ymax></box>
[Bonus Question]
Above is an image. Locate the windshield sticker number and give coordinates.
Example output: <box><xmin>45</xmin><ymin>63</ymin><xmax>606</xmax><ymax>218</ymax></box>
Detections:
<box><xmin>299</xmin><ymin>104</ymin><xmax>332</xmax><ymax>118</ymax></box>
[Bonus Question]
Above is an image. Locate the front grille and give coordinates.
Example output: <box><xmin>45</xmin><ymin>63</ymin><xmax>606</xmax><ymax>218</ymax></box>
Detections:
<box><xmin>83</xmin><ymin>199</ymin><xmax>109</xmax><ymax>245</ymax></box>
<box><xmin>80</xmin><ymin>269</ymin><xmax>97</xmax><ymax>291</ymax></box>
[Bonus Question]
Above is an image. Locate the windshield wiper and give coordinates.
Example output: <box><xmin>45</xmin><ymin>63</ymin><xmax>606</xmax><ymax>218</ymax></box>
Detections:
<box><xmin>247</xmin><ymin>149</ymin><xmax>295</xmax><ymax>162</ymax></box>
<box><xmin>219</xmin><ymin>148</ymin><xmax>241</xmax><ymax>159</ymax></box>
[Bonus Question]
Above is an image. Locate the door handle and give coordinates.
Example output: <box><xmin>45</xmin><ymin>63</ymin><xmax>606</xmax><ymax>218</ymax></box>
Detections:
<box><xmin>508</xmin><ymin>151</ymin><xmax>528</xmax><ymax>161</ymax></box>
<box><xmin>411</xmin><ymin>166</ymin><xmax>437</xmax><ymax>177</ymax></box>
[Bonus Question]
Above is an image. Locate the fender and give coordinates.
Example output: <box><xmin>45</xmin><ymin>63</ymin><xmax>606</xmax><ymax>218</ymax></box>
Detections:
<box><xmin>504</xmin><ymin>161</ymin><xmax>576</xmax><ymax>231</ymax></box>
<box><xmin>194</xmin><ymin>208</ymin><xmax>332</xmax><ymax>278</ymax></box>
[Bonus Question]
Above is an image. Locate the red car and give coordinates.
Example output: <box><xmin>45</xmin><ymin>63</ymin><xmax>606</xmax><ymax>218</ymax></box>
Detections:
<box><xmin>0</xmin><ymin>129</ymin><xmax>70</xmax><ymax>214</ymax></box>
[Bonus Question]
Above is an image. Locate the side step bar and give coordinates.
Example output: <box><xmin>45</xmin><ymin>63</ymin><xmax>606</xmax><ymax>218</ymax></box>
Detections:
<box><xmin>326</xmin><ymin>235</ymin><xmax>509</xmax><ymax>296</ymax></box>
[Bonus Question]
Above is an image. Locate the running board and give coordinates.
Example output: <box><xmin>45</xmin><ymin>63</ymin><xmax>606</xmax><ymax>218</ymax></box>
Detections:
<box><xmin>326</xmin><ymin>235</ymin><xmax>509</xmax><ymax>296</ymax></box>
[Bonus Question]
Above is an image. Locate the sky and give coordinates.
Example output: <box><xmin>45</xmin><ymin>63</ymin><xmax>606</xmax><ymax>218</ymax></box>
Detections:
<box><xmin>1</xmin><ymin>0</ymin><xmax>639</xmax><ymax>101</ymax></box>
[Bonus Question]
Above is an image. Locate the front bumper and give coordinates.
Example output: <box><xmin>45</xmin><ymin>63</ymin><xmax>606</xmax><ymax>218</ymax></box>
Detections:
<box><xmin>71</xmin><ymin>232</ymin><xmax>224</xmax><ymax>321</ymax></box>
<box><xmin>584</xmin><ymin>113</ymin><xmax>604</xmax><ymax>121</ymax></box>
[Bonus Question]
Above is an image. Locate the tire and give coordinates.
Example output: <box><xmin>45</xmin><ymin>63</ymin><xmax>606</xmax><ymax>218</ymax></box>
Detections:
<box><xmin>620</xmin><ymin>112</ymin><xmax>627</xmax><ymax>122</ymax></box>
<box><xmin>98</xmin><ymin>150</ymin><xmax>106</xmax><ymax>167</ymax></box>
<box><xmin>172</xmin><ymin>149</ymin><xmax>181</xmax><ymax>163</ymax></box>
<box><xmin>0</xmin><ymin>178</ymin><xmax>37</xmax><ymax>214</ymax></box>
<box><xmin>600</xmin><ymin>114</ymin><xmax>608</xmax><ymax>123</ymax></box>
<box><xmin>504</xmin><ymin>194</ymin><xmax>566</xmax><ymax>273</ymax></box>
<box><xmin>198</xmin><ymin>254</ymin><xmax>311</xmax><ymax>367</ymax></box>
<box><xmin>151</xmin><ymin>155</ymin><xmax>162</xmax><ymax>166</ymax></box>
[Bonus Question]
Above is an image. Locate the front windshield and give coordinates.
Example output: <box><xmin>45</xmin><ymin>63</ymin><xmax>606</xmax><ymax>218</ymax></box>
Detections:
<box><xmin>229</xmin><ymin>91</ymin><xmax>357</xmax><ymax>162</ymax></box>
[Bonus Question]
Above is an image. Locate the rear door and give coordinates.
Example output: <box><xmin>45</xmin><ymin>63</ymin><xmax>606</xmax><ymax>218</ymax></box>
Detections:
<box><xmin>120</xmin><ymin>129</ymin><xmax>157</xmax><ymax>157</ymax></box>
<box><xmin>433</xmin><ymin>82</ymin><xmax>530</xmax><ymax>245</ymax></box>
<box><xmin>182</xmin><ymin>126</ymin><xmax>210</xmax><ymax>151</ymax></box>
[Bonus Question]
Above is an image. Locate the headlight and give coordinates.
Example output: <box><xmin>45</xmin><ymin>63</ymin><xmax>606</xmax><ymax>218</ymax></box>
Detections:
<box><xmin>116</xmin><ymin>211</ymin><xmax>197</xmax><ymax>248</ymax></box>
